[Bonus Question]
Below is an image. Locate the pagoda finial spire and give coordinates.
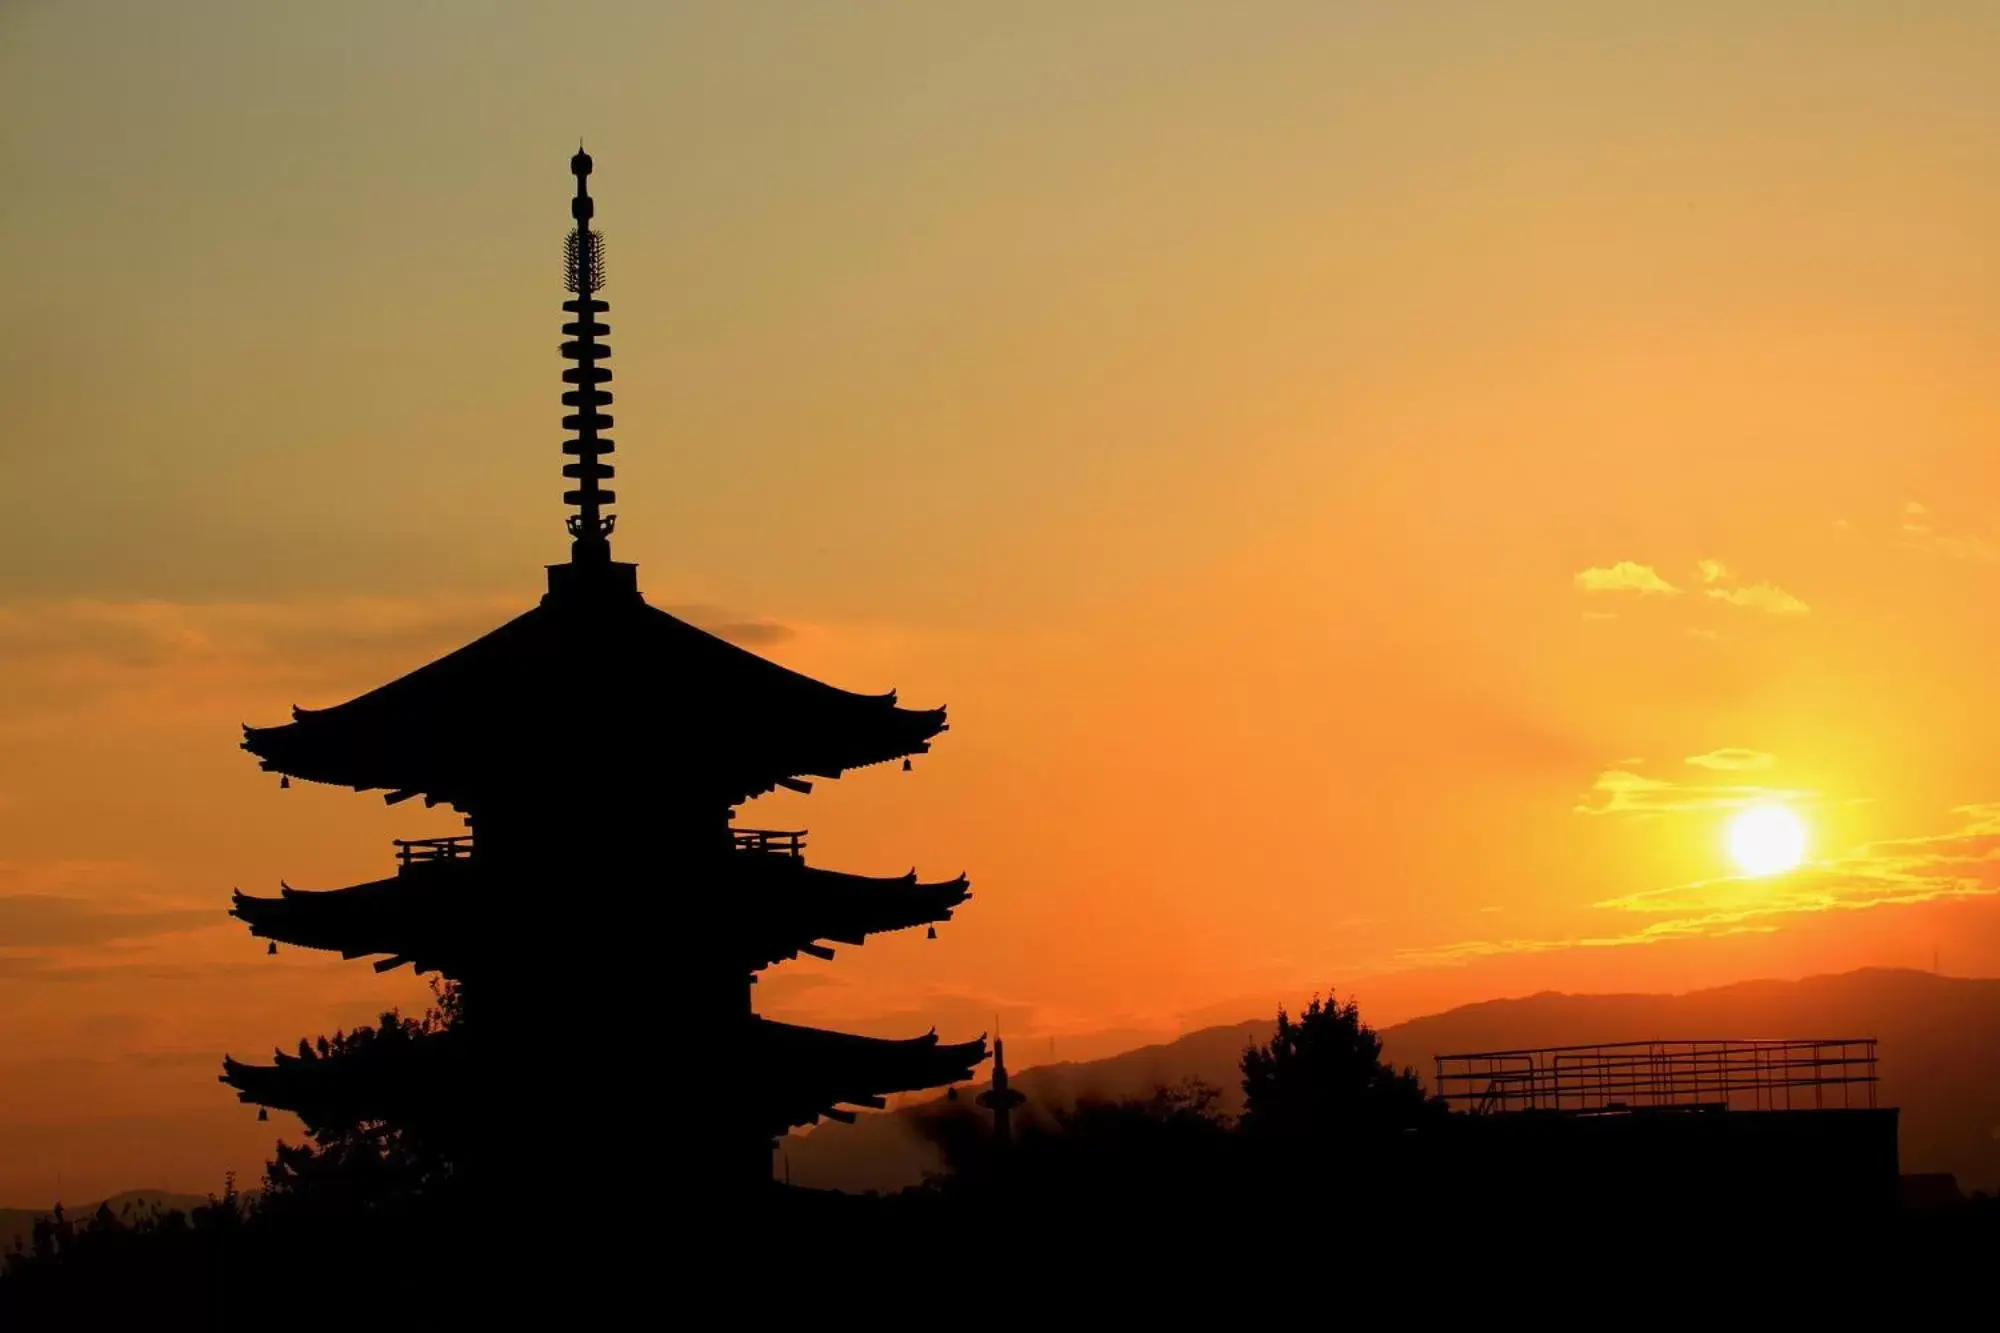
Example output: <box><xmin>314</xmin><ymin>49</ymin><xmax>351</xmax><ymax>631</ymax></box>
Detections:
<box><xmin>560</xmin><ymin>146</ymin><xmax>614</xmax><ymax>565</ymax></box>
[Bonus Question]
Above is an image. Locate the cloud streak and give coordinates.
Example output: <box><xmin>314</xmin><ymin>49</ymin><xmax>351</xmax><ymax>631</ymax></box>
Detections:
<box><xmin>1573</xmin><ymin>766</ymin><xmax>1807</xmax><ymax>817</ymax></box>
<box><xmin>0</xmin><ymin>595</ymin><xmax>801</xmax><ymax>727</ymax></box>
<box><xmin>664</xmin><ymin>606</ymin><xmax>796</xmax><ymax>648</ymax></box>
<box><xmin>1694</xmin><ymin>556</ymin><xmax>1810</xmax><ymax>615</ymax></box>
<box><xmin>1401</xmin><ymin>804</ymin><xmax>2000</xmax><ymax>966</ymax></box>
<box><xmin>1900</xmin><ymin>499</ymin><xmax>2000</xmax><ymax>563</ymax></box>
<box><xmin>0</xmin><ymin>896</ymin><xmax>216</xmax><ymax>949</ymax></box>
<box><xmin>1572</xmin><ymin>558</ymin><xmax>1807</xmax><ymax>619</ymax></box>
<box><xmin>1705</xmin><ymin>583</ymin><xmax>1809</xmax><ymax>616</ymax></box>
<box><xmin>1573</xmin><ymin>562</ymin><xmax>1678</xmax><ymax>595</ymax></box>
<box><xmin>1685</xmin><ymin>748</ymin><xmax>1775</xmax><ymax>772</ymax></box>
<box><xmin>0</xmin><ymin>861</ymin><xmax>232</xmax><ymax>984</ymax></box>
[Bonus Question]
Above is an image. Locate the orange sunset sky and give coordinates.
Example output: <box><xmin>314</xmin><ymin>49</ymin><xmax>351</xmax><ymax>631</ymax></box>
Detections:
<box><xmin>10</xmin><ymin>1</ymin><xmax>2000</xmax><ymax>1201</ymax></box>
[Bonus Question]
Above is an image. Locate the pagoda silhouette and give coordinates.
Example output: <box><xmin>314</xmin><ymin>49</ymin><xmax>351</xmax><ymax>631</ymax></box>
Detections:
<box><xmin>220</xmin><ymin>149</ymin><xmax>987</xmax><ymax>1200</ymax></box>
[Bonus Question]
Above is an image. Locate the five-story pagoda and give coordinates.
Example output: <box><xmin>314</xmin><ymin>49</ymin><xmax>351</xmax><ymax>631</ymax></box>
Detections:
<box><xmin>221</xmin><ymin>149</ymin><xmax>986</xmax><ymax>1198</ymax></box>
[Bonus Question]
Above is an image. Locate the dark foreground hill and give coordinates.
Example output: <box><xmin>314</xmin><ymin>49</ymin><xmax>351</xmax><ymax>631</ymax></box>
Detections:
<box><xmin>783</xmin><ymin>968</ymin><xmax>2000</xmax><ymax>1193</ymax></box>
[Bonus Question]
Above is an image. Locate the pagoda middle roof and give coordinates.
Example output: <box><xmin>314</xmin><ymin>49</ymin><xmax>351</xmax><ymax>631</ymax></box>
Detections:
<box><xmin>229</xmin><ymin>853</ymin><xmax>970</xmax><ymax>977</ymax></box>
<box><xmin>747</xmin><ymin>862</ymin><xmax>971</xmax><ymax>969</ymax></box>
<box><xmin>241</xmin><ymin>576</ymin><xmax>945</xmax><ymax>805</ymax></box>
<box><xmin>231</xmin><ymin>859</ymin><xmax>472</xmax><ymax>978</ymax></box>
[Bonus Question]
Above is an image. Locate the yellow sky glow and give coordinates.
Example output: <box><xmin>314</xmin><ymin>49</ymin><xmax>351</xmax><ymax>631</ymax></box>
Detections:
<box><xmin>8</xmin><ymin>0</ymin><xmax>2000</xmax><ymax>1199</ymax></box>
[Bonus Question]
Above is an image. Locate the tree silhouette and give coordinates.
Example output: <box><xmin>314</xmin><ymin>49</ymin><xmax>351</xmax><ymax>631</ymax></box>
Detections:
<box><xmin>259</xmin><ymin>979</ymin><xmax>461</xmax><ymax>1217</ymax></box>
<box><xmin>1239</xmin><ymin>991</ymin><xmax>1441</xmax><ymax>1144</ymax></box>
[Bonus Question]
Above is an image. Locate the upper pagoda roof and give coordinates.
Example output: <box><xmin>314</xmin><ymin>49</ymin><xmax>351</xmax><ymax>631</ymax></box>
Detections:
<box><xmin>241</xmin><ymin>575</ymin><xmax>945</xmax><ymax>807</ymax></box>
<box><xmin>242</xmin><ymin>152</ymin><xmax>947</xmax><ymax>807</ymax></box>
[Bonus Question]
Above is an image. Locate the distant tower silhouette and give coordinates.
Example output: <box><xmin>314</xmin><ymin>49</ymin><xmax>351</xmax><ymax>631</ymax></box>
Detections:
<box><xmin>977</xmin><ymin>1034</ymin><xmax>1027</xmax><ymax>1149</ymax></box>
<box><xmin>219</xmin><ymin>150</ymin><xmax>987</xmax><ymax>1205</ymax></box>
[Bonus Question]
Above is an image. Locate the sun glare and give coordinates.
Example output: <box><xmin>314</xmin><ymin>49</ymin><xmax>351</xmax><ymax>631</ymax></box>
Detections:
<box><xmin>1726</xmin><ymin>805</ymin><xmax>1808</xmax><ymax>877</ymax></box>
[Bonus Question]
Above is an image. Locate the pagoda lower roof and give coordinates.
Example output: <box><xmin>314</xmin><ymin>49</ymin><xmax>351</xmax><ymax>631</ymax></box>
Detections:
<box><xmin>752</xmin><ymin>1018</ymin><xmax>989</xmax><ymax>1135</ymax></box>
<box><xmin>221</xmin><ymin>1028</ymin><xmax>465</xmax><ymax>1133</ymax></box>
<box><xmin>241</xmin><ymin>571</ymin><xmax>945</xmax><ymax>806</ymax></box>
<box><xmin>221</xmin><ymin>1018</ymin><xmax>985</xmax><ymax>1138</ymax></box>
<box><xmin>229</xmin><ymin>854</ymin><xmax>970</xmax><ymax>977</ymax></box>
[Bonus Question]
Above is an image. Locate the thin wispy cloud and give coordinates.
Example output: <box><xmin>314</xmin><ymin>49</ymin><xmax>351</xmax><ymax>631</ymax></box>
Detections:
<box><xmin>664</xmin><ymin>605</ymin><xmax>797</xmax><ymax>647</ymax></box>
<box><xmin>1574</xmin><ymin>558</ymin><xmax>1806</xmax><ymax>618</ymax></box>
<box><xmin>1686</xmin><ymin>748</ymin><xmax>1775</xmax><ymax>772</ymax></box>
<box><xmin>1690</xmin><ymin>556</ymin><xmax>1810</xmax><ymax>616</ymax></box>
<box><xmin>1400</xmin><ymin>804</ymin><xmax>2000</xmax><ymax>966</ymax></box>
<box><xmin>0</xmin><ymin>860</ymin><xmax>224</xmax><ymax>982</ymax></box>
<box><xmin>0</xmin><ymin>859</ymin><xmax>226</xmax><ymax>985</ymax></box>
<box><xmin>1900</xmin><ymin>499</ymin><xmax>1999</xmax><ymax>562</ymax></box>
<box><xmin>1597</xmin><ymin>805</ymin><xmax>2000</xmax><ymax>922</ymax></box>
<box><xmin>0</xmin><ymin>596</ymin><xmax>523</xmax><ymax>728</ymax></box>
<box><xmin>0</xmin><ymin>595</ymin><xmax>802</xmax><ymax>726</ymax></box>
<box><xmin>1931</xmin><ymin>536</ymin><xmax>1997</xmax><ymax>561</ymax></box>
<box><xmin>1573</xmin><ymin>562</ymin><xmax>1679</xmax><ymax>595</ymax></box>
<box><xmin>0</xmin><ymin>895</ymin><xmax>215</xmax><ymax>950</ymax></box>
<box><xmin>1704</xmin><ymin>582</ymin><xmax>1809</xmax><ymax>616</ymax></box>
<box><xmin>1573</xmin><ymin>765</ymin><xmax>1807</xmax><ymax>817</ymax></box>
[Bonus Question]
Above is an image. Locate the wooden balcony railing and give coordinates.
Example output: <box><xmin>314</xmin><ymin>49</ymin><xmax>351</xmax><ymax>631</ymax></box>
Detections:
<box><xmin>732</xmin><ymin>828</ymin><xmax>805</xmax><ymax>858</ymax></box>
<box><xmin>392</xmin><ymin>830</ymin><xmax>800</xmax><ymax>865</ymax></box>
<box><xmin>394</xmin><ymin>835</ymin><xmax>474</xmax><ymax>866</ymax></box>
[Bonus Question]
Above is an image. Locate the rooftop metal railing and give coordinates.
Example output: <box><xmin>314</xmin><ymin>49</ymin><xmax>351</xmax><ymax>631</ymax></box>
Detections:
<box><xmin>1434</xmin><ymin>1038</ymin><xmax>1878</xmax><ymax>1115</ymax></box>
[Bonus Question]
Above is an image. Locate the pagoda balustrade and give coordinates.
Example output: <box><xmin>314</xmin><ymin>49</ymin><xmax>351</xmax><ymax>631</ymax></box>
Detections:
<box><xmin>732</xmin><ymin>828</ymin><xmax>805</xmax><ymax>858</ymax></box>
<box><xmin>387</xmin><ymin>830</ymin><xmax>803</xmax><ymax>867</ymax></box>
<box><xmin>394</xmin><ymin>835</ymin><xmax>474</xmax><ymax>866</ymax></box>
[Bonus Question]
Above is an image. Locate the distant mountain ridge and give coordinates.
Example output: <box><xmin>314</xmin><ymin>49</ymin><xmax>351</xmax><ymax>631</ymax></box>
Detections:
<box><xmin>0</xmin><ymin>1190</ymin><xmax>215</xmax><ymax>1258</ymax></box>
<box><xmin>783</xmin><ymin>968</ymin><xmax>2000</xmax><ymax>1194</ymax></box>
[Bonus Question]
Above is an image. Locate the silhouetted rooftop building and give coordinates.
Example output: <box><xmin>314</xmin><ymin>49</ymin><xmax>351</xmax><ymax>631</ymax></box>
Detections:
<box><xmin>221</xmin><ymin>150</ymin><xmax>987</xmax><ymax>1198</ymax></box>
<box><xmin>1430</xmin><ymin>1038</ymin><xmax>1900</xmax><ymax>1221</ymax></box>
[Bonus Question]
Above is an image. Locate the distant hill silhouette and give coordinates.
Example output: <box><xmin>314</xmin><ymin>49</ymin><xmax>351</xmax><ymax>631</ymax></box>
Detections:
<box><xmin>0</xmin><ymin>1191</ymin><xmax>213</xmax><ymax>1257</ymax></box>
<box><xmin>783</xmin><ymin>968</ymin><xmax>2000</xmax><ymax>1193</ymax></box>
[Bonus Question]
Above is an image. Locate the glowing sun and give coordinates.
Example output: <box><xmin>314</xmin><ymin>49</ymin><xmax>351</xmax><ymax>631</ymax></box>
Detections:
<box><xmin>1727</xmin><ymin>805</ymin><xmax>1808</xmax><ymax>877</ymax></box>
